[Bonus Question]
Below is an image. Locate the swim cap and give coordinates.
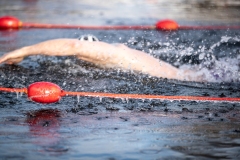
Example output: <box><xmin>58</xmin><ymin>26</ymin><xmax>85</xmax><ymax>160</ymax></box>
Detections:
<box><xmin>79</xmin><ymin>35</ymin><xmax>99</xmax><ymax>42</ymax></box>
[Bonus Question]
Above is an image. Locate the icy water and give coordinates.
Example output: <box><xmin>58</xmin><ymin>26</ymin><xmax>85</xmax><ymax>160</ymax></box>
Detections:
<box><xmin>0</xmin><ymin>0</ymin><xmax>240</xmax><ymax>160</ymax></box>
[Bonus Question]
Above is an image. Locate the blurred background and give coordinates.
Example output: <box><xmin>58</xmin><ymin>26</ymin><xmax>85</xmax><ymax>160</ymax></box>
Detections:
<box><xmin>0</xmin><ymin>0</ymin><xmax>240</xmax><ymax>25</ymax></box>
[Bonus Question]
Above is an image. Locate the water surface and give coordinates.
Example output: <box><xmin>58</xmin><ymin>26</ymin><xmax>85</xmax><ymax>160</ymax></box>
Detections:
<box><xmin>0</xmin><ymin>0</ymin><xmax>240</xmax><ymax>159</ymax></box>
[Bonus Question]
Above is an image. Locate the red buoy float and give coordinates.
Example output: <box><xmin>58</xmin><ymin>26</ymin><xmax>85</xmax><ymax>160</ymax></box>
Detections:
<box><xmin>27</xmin><ymin>82</ymin><xmax>62</xmax><ymax>104</ymax></box>
<box><xmin>0</xmin><ymin>16</ymin><xmax>22</xmax><ymax>29</ymax></box>
<box><xmin>155</xmin><ymin>19</ymin><xmax>178</xmax><ymax>31</ymax></box>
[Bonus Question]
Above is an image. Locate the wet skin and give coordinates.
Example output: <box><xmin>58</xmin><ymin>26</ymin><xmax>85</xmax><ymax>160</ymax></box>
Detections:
<box><xmin>0</xmin><ymin>39</ymin><xmax>201</xmax><ymax>81</ymax></box>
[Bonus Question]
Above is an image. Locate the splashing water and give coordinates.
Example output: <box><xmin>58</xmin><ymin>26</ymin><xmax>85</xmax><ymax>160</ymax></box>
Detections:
<box><xmin>209</xmin><ymin>36</ymin><xmax>240</xmax><ymax>53</ymax></box>
<box><xmin>152</xmin><ymin>35</ymin><xmax>240</xmax><ymax>82</ymax></box>
<box><xmin>194</xmin><ymin>36</ymin><xmax>239</xmax><ymax>82</ymax></box>
<box><xmin>180</xmin><ymin>57</ymin><xmax>240</xmax><ymax>82</ymax></box>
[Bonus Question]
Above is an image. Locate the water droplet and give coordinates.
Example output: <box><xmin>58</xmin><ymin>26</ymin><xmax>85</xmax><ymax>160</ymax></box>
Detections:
<box><xmin>20</xmin><ymin>91</ymin><xmax>23</xmax><ymax>97</ymax></box>
<box><xmin>199</xmin><ymin>53</ymin><xmax>205</xmax><ymax>60</ymax></box>
<box><xmin>16</xmin><ymin>92</ymin><xmax>19</xmax><ymax>99</ymax></box>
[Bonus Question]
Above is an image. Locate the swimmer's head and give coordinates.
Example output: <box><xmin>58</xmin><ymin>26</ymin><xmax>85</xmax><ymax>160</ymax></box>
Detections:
<box><xmin>79</xmin><ymin>35</ymin><xmax>99</xmax><ymax>42</ymax></box>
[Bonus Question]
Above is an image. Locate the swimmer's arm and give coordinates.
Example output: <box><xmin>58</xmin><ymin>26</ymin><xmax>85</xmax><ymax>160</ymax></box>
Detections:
<box><xmin>0</xmin><ymin>39</ymin><xmax>84</xmax><ymax>64</ymax></box>
<box><xmin>0</xmin><ymin>39</ymin><xmax>122</xmax><ymax>65</ymax></box>
<box><xmin>0</xmin><ymin>38</ymin><xmax>130</xmax><ymax>67</ymax></box>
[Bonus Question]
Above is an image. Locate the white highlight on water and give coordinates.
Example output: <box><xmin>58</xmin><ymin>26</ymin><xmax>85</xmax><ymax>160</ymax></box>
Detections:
<box><xmin>77</xmin><ymin>95</ymin><xmax>80</xmax><ymax>103</ymax></box>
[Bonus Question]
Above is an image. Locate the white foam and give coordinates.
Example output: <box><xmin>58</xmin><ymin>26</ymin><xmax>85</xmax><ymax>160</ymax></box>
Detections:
<box><xmin>179</xmin><ymin>56</ymin><xmax>240</xmax><ymax>82</ymax></box>
<box><xmin>154</xmin><ymin>35</ymin><xmax>240</xmax><ymax>82</ymax></box>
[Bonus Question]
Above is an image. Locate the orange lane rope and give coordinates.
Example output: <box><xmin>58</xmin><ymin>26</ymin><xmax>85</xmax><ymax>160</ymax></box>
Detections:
<box><xmin>61</xmin><ymin>90</ymin><xmax>240</xmax><ymax>102</ymax></box>
<box><xmin>21</xmin><ymin>23</ymin><xmax>240</xmax><ymax>30</ymax></box>
<box><xmin>0</xmin><ymin>82</ymin><xmax>239</xmax><ymax>104</ymax></box>
<box><xmin>1</xmin><ymin>16</ymin><xmax>240</xmax><ymax>30</ymax></box>
<box><xmin>0</xmin><ymin>87</ymin><xmax>27</xmax><ymax>93</ymax></box>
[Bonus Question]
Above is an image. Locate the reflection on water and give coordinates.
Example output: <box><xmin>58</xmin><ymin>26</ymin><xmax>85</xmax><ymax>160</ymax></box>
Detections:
<box><xmin>27</xmin><ymin>109</ymin><xmax>71</xmax><ymax>157</ymax></box>
<box><xmin>26</xmin><ymin>109</ymin><xmax>62</xmax><ymax>147</ymax></box>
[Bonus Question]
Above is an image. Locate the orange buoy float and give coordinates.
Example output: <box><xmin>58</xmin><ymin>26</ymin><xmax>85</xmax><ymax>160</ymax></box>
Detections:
<box><xmin>0</xmin><ymin>16</ymin><xmax>22</xmax><ymax>29</ymax></box>
<box><xmin>27</xmin><ymin>82</ymin><xmax>62</xmax><ymax>104</ymax></box>
<box><xmin>155</xmin><ymin>19</ymin><xmax>178</xmax><ymax>31</ymax></box>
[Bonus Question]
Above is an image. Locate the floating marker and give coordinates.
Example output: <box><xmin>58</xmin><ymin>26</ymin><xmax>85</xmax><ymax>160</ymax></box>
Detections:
<box><xmin>155</xmin><ymin>19</ymin><xmax>178</xmax><ymax>30</ymax></box>
<box><xmin>0</xmin><ymin>16</ymin><xmax>22</xmax><ymax>29</ymax></box>
<box><xmin>28</xmin><ymin>82</ymin><xmax>62</xmax><ymax>104</ymax></box>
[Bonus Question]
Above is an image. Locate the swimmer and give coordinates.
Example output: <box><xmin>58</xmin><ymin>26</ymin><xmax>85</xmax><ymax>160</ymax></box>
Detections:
<box><xmin>0</xmin><ymin>35</ymin><xmax>202</xmax><ymax>81</ymax></box>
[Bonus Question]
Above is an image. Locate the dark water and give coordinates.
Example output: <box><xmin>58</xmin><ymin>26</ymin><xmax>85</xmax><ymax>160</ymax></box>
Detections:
<box><xmin>0</xmin><ymin>0</ymin><xmax>240</xmax><ymax>159</ymax></box>
<box><xmin>0</xmin><ymin>28</ymin><xmax>240</xmax><ymax>160</ymax></box>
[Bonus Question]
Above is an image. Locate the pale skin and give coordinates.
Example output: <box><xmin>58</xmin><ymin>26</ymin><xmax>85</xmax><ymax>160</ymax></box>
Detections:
<box><xmin>0</xmin><ymin>39</ymin><xmax>201</xmax><ymax>81</ymax></box>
